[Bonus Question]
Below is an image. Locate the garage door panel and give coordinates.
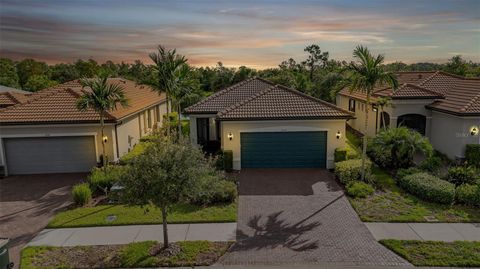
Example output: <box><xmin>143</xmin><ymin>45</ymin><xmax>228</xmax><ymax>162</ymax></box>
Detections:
<box><xmin>4</xmin><ymin>136</ymin><xmax>97</xmax><ymax>175</ymax></box>
<box><xmin>241</xmin><ymin>131</ymin><xmax>327</xmax><ymax>168</ymax></box>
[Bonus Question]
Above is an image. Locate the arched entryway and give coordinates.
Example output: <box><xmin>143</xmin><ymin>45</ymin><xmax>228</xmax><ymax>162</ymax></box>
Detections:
<box><xmin>397</xmin><ymin>114</ymin><xmax>426</xmax><ymax>135</ymax></box>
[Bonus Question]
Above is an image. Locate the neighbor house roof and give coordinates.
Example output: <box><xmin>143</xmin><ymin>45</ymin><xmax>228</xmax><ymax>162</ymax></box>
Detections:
<box><xmin>0</xmin><ymin>91</ymin><xmax>32</xmax><ymax>107</ymax></box>
<box><xmin>0</xmin><ymin>78</ymin><xmax>166</xmax><ymax>125</ymax></box>
<box><xmin>338</xmin><ymin>71</ymin><xmax>480</xmax><ymax>116</ymax></box>
<box><xmin>0</xmin><ymin>85</ymin><xmax>30</xmax><ymax>94</ymax></box>
<box><xmin>186</xmin><ymin>77</ymin><xmax>353</xmax><ymax>121</ymax></box>
<box><xmin>426</xmin><ymin>79</ymin><xmax>480</xmax><ymax>116</ymax></box>
<box><xmin>374</xmin><ymin>84</ymin><xmax>445</xmax><ymax>99</ymax></box>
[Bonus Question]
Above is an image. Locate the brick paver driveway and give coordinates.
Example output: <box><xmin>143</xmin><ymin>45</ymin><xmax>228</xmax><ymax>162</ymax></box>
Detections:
<box><xmin>0</xmin><ymin>173</ymin><xmax>85</xmax><ymax>268</ymax></box>
<box><xmin>221</xmin><ymin>169</ymin><xmax>410</xmax><ymax>266</ymax></box>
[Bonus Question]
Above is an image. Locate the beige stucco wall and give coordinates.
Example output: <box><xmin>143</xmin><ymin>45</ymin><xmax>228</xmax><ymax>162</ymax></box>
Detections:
<box><xmin>429</xmin><ymin>111</ymin><xmax>480</xmax><ymax>159</ymax></box>
<box><xmin>0</xmin><ymin>101</ymin><xmax>169</xmax><ymax>174</ymax></box>
<box><xmin>0</xmin><ymin>124</ymin><xmax>115</xmax><ymax>170</ymax></box>
<box><xmin>336</xmin><ymin>95</ymin><xmax>383</xmax><ymax>137</ymax></box>
<box><xmin>336</xmin><ymin>95</ymin><xmax>435</xmax><ymax>137</ymax></box>
<box><xmin>221</xmin><ymin>119</ymin><xmax>346</xmax><ymax>170</ymax></box>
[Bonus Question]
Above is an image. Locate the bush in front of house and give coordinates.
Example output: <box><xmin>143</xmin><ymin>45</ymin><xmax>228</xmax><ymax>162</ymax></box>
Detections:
<box><xmin>396</xmin><ymin>167</ymin><xmax>423</xmax><ymax>181</ymax></box>
<box><xmin>398</xmin><ymin>172</ymin><xmax>455</xmax><ymax>204</ymax></box>
<box><xmin>335</xmin><ymin>159</ymin><xmax>373</xmax><ymax>185</ymax></box>
<box><xmin>346</xmin><ymin>181</ymin><xmax>375</xmax><ymax>198</ymax></box>
<box><xmin>118</xmin><ymin>142</ymin><xmax>153</xmax><ymax>165</ymax></box>
<box><xmin>456</xmin><ymin>184</ymin><xmax>480</xmax><ymax>206</ymax></box>
<box><xmin>447</xmin><ymin>166</ymin><xmax>479</xmax><ymax>186</ymax></box>
<box><xmin>466</xmin><ymin>144</ymin><xmax>480</xmax><ymax>167</ymax></box>
<box><xmin>88</xmin><ymin>165</ymin><xmax>126</xmax><ymax>194</ymax></box>
<box><xmin>72</xmin><ymin>183</ymin><xmax>92</xmax><ymax>206</ymax></box>
<box><xmin>223</xmin><ymin>150</ymin><xmax>233</xmax><ymax>172</ymax></box>
<box><xmin>418</xmin><ymin>155</ymin><xmax>443</xmax><ymax>174</ymax></box>
<box><xmin>367</xmin><ymin>127</ymin><xmax>433</xmax><ymax>169</ymax></box>
<box><xmin>334</xmin><ymin>148</ymin><xmax>347</xmax><ymax>162</ymax></box>
<box><xmin>187</xmin><ymin>174</ymin><xmax>237</xmax><ymax>205</ymax></box>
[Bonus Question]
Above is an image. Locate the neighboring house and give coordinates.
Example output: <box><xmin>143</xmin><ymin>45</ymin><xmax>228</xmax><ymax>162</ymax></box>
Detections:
<box><xmin>185</xmin><ymin>77</ymin><xmax>354</xmax><ymax>170</ymax></box>
<box><xmin>0</xmin><ymin>85</ymin><xmax>30</xmax><ymax>94</ymax></box>
<box><xmin>336</xmin><ymin>71</ymin><xmax>480</xmax><ymax>160</ymax></box>
<box><xmin>0</xmin><ymin>78</ymin><xmax>168</xmax><ymax>176</ymax></box>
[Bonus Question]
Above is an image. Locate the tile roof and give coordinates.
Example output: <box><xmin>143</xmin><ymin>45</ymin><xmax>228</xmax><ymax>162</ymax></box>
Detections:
<box><xmin>184</xmin><ymin>77</ymin><xmax>275</xmax><ymax>114</ymax></box>
<box><xmin>217</xmin><ymin>84</ymin><xmax>353</xmax><ymax>120</ymax></box>
<box><xmin>374</xmin><ymin>84</ymin><xmax>445</xmax><ymax>99</ymax></box>
<box><xmin>427</xmin><ymin>79</ymin><xmax>480</xmax><ymax>116</ymax></box>
<box><xmin>0</xmin><ymin>78</ymin><xmax>166</xmax><ymax>125</ymax></box>
<box><xmin>338</xmin><ymin>71</ymin><xmax>480</xmax><ymax>116</ymax></box>
<box><xmin>186</xmin><ymin>77</ymin><xmax>353</xmax><ymax>120</ymax></box>
<box><xmin>0</xmin><ymin>91</ymin><xmax>32</xmax><ymax>107</ymax></box>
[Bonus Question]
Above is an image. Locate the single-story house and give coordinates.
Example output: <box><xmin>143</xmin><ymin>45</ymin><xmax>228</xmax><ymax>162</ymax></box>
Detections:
<box><xmin>0</xmin><ymin>78</ymin><xmax>168</xmax><ymax>176</ymax></box>
<box><xmin>336</xmin><ymin>71</ymin><xmax>480</xmax><ymax>160</ymax></box>
<box><xmin>185</xmin><ymin>77</ymin><xmax>354</xmax><ymax>170</ymax></box>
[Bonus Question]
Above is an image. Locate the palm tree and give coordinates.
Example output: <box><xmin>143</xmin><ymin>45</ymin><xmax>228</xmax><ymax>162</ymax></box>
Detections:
<box><xmin>76</xmin><ymin>76</ymin><xmax>129</xmax><ymax>170</ymax></box>
<box><xmin>147</xmin><ymin>45</ymin><xmax>188</xmax><ymax>137</ymax></box>
<box><xmin>170</xmin><ymin>64</ymin><xmax>200</xmax><ymax>136</ymax></box>
<box><xmin>345</xmin><ymin>45</ymin><xmax>398</xmax><ymax>181</ymax></box>
<box><xmin>376</xmin><ymin>96</ymin><xmax>392</xmax><ymax>131</ymax></box>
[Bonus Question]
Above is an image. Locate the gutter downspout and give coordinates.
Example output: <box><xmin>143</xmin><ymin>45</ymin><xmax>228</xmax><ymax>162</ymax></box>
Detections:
<box><xmin>115</xmin><ymin>121</ymin><xmax>122</xmax><ymax>160</ymax></box>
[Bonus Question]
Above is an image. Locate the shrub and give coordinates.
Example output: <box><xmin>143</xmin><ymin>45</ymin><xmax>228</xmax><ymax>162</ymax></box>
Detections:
<box><xmin>456</xmin><ymin>184</ymin><xmax>480</xmax><ymax>206</ymax></box>
<box><xmin>418</xmin><ymin>155</ymin><xmax>443</xmax><ymax>174</ymax></box>
<box><xmin>346</xmin><ymin>181</ymin><xmax>375</xmax><ymax>198</ymax></box>
<box><xmin>335</xmin><ymin>159</ymin><xmax>373</xmax><ymax>185</ymax></box>
<box><xmin>223</xmin><ymin>150</ymin><xmax>233</xmax><ymax>172</ymax></box>
<box><xmin>72</xmin><ymin>183</ymin><xmax>92</xmax><ymax>206</ymax></box>
<box><xmin>119</xmin><ymin>142</ymin><xmax>152</xmax><ymax>165</ymax></box>
<box><xmin>398</xmin><ymin>172</ymin><xmax>455</xmax><ymax>204</ymax></box>
<box><xmin>334</xmin><ymin>148</ymin><xmax>347</xmax><ymax>162</ymax></box>
<box><xmin>396</xmin><ymin>167</ymin><xmax>423</xmax><ymax>181</ymax></box>
<box><xmin>447</xmin><ymin>166</ymin><xmax>478</xmax><ymax>186</ymax></box>
<box><xmin>188</xmin><ymin>175</ymin><xmax>237</xmax><ymax>205</ymax></box>
<box><xmin>88</xmin><ymin>165</ymin><xmax>126</xmax><ymax>194</ymax></box>
<box><xmin>367</xmin><ymin>127</ymin><xmax>433</xmax><ymax>169</ymax></box>
<box><xmin>466</xmin><ymin>144</ymin><xmax>480</xmax><ymax>167</ymax></box>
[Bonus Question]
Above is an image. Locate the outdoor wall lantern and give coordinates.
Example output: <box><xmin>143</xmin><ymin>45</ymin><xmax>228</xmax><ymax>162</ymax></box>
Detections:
<box><xmin>336</xmin><ymin>131</ymin><xmax>342</xmax><ymax>139</ymax></box>
<box><xmin>470</xmin><ymin>125</ymin><xmax>479</xmax><ymax>136</ymax></box>
<box><xmin>372</xmin><ymin>105</ymin><xmax>378</xmax><ymax>112</ymax></box>
<box><xmin>227</xmin><ymin>132</ymin><xmax>234</xmax><ymax>141</ymax></box>
<box><xmin>102</xmin><ymin>135</ymin><xmax>108</xmax><ymax>143</ymax></box>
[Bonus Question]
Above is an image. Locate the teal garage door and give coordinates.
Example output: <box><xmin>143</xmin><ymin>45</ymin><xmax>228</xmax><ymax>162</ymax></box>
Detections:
<box><xmin>241</xmin><ymin>131</ymin><xmax>327</xmax><ymax>168</ymax></box>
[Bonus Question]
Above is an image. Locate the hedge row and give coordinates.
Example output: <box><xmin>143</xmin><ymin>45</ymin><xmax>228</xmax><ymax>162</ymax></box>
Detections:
<box><xmin>398</xmin><ymin>172</ymin><xmax>455</xmax><ymax>204</ymax></box>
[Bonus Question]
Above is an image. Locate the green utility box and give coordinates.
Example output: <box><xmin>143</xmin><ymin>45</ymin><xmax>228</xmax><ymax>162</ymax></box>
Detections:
<box><xmin>0</xmin><ymin>238</ymin><xmax>13</xmax><ymax>269</ymax></box>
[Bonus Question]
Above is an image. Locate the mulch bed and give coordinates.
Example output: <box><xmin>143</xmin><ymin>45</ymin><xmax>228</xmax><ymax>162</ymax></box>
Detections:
<box><xmin>25</xmin><ymin>241</ymin><xmax>231</xmax><ymax>269</ymax></box>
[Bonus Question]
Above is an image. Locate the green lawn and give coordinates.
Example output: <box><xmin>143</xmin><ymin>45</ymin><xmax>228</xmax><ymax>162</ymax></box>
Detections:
<box><xmin>48</xmin><ymin>202</ymin><xmax>237</xmax><ymax>228</ymax></box>
<box><xmin>349</xmin><ymin>167</ymin><xmax>480</xmax><ymax>222</ymax></box>
<box><xmin>380</xmin><ymin>240</ymin><xmax>480</xmax><ymax>267</ymax></box>
<box><xmin>21</xmin><ymin>241</ymin><xmax>231</xmax><ymax>269</ymax></box>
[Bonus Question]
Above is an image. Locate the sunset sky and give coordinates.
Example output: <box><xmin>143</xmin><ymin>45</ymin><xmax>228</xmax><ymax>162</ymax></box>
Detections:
<box><xmin>1</xmin><ymin>0</ymin><xmax>479</xmax><ymax>69</ymax></box>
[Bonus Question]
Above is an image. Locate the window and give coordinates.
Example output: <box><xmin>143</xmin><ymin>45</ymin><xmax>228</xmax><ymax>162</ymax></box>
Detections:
<box><xmin>348</xmin><ymin>99</ymin><xmax>356</xmax><ymax>112</ymax></box>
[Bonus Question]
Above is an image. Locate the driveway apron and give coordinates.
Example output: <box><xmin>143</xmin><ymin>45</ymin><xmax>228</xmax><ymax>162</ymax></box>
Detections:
<box><xmin>220</xmin><ymin>168</ymin><xmax>410</xmax><ymax>266</ymax></box>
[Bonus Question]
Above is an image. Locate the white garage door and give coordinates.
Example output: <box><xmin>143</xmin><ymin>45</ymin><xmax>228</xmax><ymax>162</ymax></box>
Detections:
<box><xmin>4</xmin><ymin>136</ymin><xmax>97</xmax><ymax>175</ymax></box>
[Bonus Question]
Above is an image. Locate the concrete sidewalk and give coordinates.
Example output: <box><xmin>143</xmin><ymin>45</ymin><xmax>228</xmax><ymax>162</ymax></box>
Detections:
<box><xmin>27</xmin><ymin>222</ymin><xmax>236</xmax><ymax>247</ymax></box>
<box><xmin>365</xmin><ymin>222</ymin><xmax>480</xmax><ymax>241</ymax></box>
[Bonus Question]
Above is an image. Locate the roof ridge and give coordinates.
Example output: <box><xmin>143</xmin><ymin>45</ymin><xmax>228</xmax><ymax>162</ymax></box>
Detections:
<box><xmin>2</xmin><ymin>92</ymin><xmax>19</xmax><ymax>104</ymax></box>
<box><xmin>0</xmin><ymin>87</ymin><xmax>63</xmax><ymax>112</ymax></box>
<box><xmin>403</xmin><ymin>83</ymin><xmax>445</xmax><ymax>97</ymax></box>
<box><xmin>436</xmin><ymin>71</ymin><xmax>480</xmax><ymax>80</ymax></box>
<box><xmin>185</xmin><ymin>77</ymin><xmax>258</xmax><ymax>111</ymax></box>
<box><xmin>461</xmin><ymin>90</ymin><xmax>480</xmax><ymax>112</ymax></box>
<box><xmin>276</xmin><ymin>84</ymin><xmax>355</xmax><ymax>116</ymax></box>
<box><xmin>217</xmin><ymin>84</ymin><xmax>276</xmax><ymax>117</ymax></box>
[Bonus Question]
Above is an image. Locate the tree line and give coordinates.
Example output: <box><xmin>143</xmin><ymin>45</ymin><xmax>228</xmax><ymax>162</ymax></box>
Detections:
<box><xmin>1</xmin><ymin>46</ymin><xmax>479</xmax><ymax>104</ymax></box>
